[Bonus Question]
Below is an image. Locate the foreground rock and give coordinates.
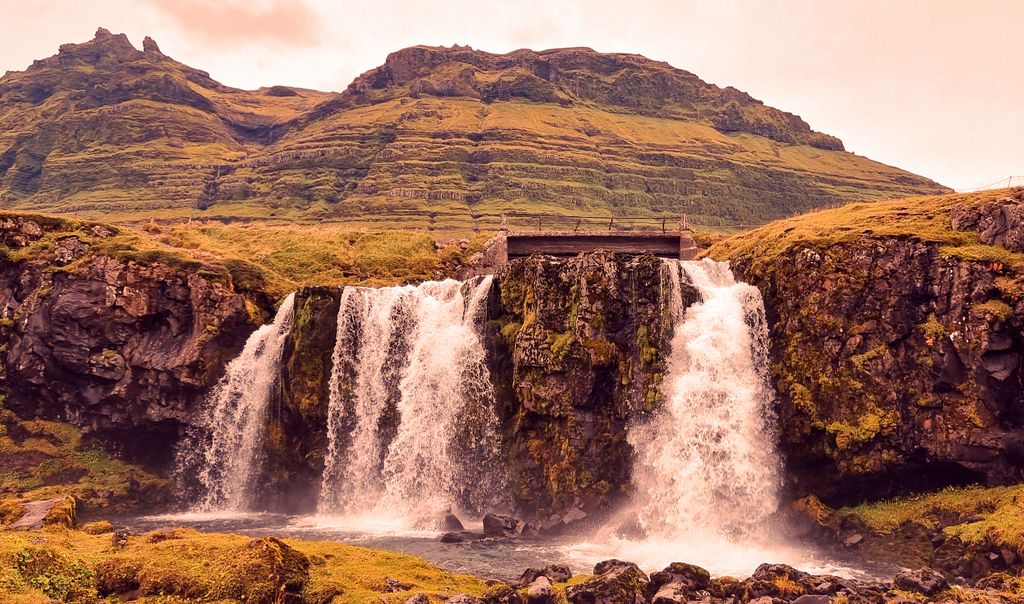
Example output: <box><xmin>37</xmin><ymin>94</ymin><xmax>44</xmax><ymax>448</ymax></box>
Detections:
<box><xmin>9</xmin><ymin>495</ymin><xmax>76</xmax><ymax>529</ymax></box>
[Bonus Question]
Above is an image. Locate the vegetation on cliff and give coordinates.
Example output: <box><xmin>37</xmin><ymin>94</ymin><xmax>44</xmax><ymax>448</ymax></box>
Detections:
<box><xmin>0</xmin><ymin>29</ymin><xmax>947</xmax><ymax>227</ymax></box>
<box><xmin>709</xmin><ymin>188</ymin><xmax>1024</xmax><ymax>503</ymax></box>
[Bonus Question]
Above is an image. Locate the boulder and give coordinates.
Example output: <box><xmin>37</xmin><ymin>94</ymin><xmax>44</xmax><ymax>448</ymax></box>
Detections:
<box><xmin>894</xmin><ymin>567</ymin><xmax>948</xmax><ymax>596</ymax></box>
<box><xmin>527</xmin><ymin>576</ymin><xmax>554</xmax><ymax>603</ymax></box>
<box><xmin>440</xmin><ymin>530</ymin><xmax>487</xmax><ymax>543</ymax></box>
<box><xmin>481</xmin><ymin>513</ymin><xmax>538</xmax><ymax>538</ymax></box>
<box><xmin>447</xmin><ymin>595</ymin><xmax>486</xmax><ymax>604</ymax></box>
<box><xmin>566</xmin><ymin>559</ymin><xmax>649</xmax><ymax>604</ymax></box>
<box><xmin>10</xmin><ymin>496</ymin><xmax>76</xmax><ymax>530</ymax></box>
<box><xmin>444</xmin><ymin>512</ymin><xmax>465</xmax><ymax>531</ymax></box>
<box><xmin>647</xmin><ymin>562</ymin><xmax>711</xmax><ymax>602</ymax></box>
<box><xmin>517</xmin><ymin>563</ymin><xmax>572</xmax><ymax>586</ymax></box>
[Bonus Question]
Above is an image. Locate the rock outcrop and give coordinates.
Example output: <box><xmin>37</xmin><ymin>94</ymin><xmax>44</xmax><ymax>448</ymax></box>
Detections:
<box><xmin>486</xmin><ymin>252</ymin><xmax>690</xmax><ymax>524</ymax></box>
<box><xmin>0</xmin><ymin>214</ymin><xmax>266</xmax><ymax>472</ymax></box>
<box><xmin>712</xmin><ymin>188</ymin><xmax>1024</xmax><ymax>503</ymax></box>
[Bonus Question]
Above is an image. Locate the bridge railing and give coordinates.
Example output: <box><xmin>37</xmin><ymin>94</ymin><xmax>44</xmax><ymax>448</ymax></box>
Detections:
<box><xmin>499</xmin><ymin>213</ymin><xmax>691</xmax><ymax>233</ymax></box>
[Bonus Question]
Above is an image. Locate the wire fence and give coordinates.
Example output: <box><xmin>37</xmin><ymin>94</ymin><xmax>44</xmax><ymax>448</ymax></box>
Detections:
<box><xmin>959</xmin><ymin>176</ymin><xmax>1024</xmax><ymax>192</ymax></box>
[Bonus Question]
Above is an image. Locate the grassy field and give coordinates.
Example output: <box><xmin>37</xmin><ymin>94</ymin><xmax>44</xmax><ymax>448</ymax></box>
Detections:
<box><xmin>708</xmin><ymin>187</ymin><xmax>1024</xmax><ymax>274</ymax></box>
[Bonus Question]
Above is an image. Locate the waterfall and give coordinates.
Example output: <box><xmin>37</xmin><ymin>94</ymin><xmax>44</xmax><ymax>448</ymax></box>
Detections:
<box><xmin>317</xmin><ymin>276</ymin><xmax>505</xmax><ymax>521</ymax></box>
<box><xmin>175</xmin><ymin>293</ymin><xmax>296</xmax><ymax>512</ymax></box>
<box><xmin>629</xmin><ymin>258</ymin><xmax>781</xmax><ymax>540</ymax></box>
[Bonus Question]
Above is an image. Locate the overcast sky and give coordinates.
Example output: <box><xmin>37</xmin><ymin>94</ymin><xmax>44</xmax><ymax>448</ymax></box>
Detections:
<box><xmin>2</xmin><ymin>0</ymin><xmax>1021</xmax><ymax>191</ymax></box>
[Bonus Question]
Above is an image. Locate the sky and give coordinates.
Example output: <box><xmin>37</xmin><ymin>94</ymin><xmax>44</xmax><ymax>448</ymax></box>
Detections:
<box><xmin>1</xmin><ymin>0</ymin><xmax>1021</xmax><ymax>191</ymax></box>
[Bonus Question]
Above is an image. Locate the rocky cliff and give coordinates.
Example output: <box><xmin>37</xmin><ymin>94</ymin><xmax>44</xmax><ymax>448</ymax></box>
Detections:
<box><xmin>710</xmin><ymin>188</ymin><xmax>1024</xmax><ymax>504</ymax></box>
<box><xmin>0</xmin><ymin>29</ymin><xmax>948</xmax><ymax>225</ymax></box>
<box><xmin>0</xmin><ymin>213</ymin><xmax>268</xmax><ymax>473</ymax></box>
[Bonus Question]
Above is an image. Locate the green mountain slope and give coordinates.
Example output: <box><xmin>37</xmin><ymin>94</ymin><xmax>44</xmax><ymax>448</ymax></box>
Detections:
<box><xmin>0</xmin><ymin>29</ymin><xmax>949</xmax><ymax>227</ymax></box>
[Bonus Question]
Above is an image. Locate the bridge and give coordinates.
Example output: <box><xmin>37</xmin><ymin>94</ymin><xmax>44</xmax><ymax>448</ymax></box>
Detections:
<box><xmin>479</xmin><ymin>214</ymin><xmax>699</xmax><ymax>267</ymax></box>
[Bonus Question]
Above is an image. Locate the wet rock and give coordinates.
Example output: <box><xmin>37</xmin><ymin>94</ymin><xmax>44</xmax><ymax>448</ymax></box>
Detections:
<box><xmin>440</xmin><ymin>530</ymin><xmax>487</xmax><ymax>543</ymax></box>
<box><xmin>566</xmin><ymin>559</ymin><xmax>649</xmax><ymax>604</ymax></box>
<box><xmin>527</xmin><ymin>576</ymin><xmax>554</xmax><ymax>603</ymax></box>
<box><xmin>483</xmin><ymin>512</ymin><xmax>534</xmax><ymax>538</ymax></box>
<box><xmin>842</xmin><ymin>533</ymin><xmax>864</xmax><ymax>548</ymax></box>
<box><xmin>894</xmin><ymin>567</ymin><xmax>948</xmax><ymax>596</ymax></box>
<box><xmin>444</xmin><ymin>512</ymin><xmax>465</xmax><ymax>531</ymax></box>
<box><xmin>787</xmin><ymin>495</ymin><xmax>838</xmax><ymax>542</ymax></box>
<box><xmin>517</xmin><ymin>563</ymin><xmax>572</xmax><ymax>586</ymax></box>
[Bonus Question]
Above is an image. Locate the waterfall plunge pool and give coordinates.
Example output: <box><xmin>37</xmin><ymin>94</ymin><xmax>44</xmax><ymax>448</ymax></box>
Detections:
<box><xmin>115</xmin><ymin>511</ymin><xmax>899</xmax><ymax>583</ymax></box>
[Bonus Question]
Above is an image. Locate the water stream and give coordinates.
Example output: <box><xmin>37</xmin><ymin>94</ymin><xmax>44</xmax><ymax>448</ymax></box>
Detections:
<box><xmin>173</xmin><ymin>293</ymin><xmax>296</xmax><ymax>512</ymax></box>
<box><xmin>317</xmin><ymin>276</ymin><xmax>506</xmax><ymax>522</ymax></box>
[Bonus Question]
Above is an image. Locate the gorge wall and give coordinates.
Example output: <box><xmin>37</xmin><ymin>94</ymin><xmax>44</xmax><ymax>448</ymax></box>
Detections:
<box><xmin>0</xmin><ymin>215</ymin><xmax>266</xmax><ymax>473</ymax></box>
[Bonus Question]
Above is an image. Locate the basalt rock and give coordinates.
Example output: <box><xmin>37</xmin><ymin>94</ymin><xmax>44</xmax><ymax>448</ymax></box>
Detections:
<box><xmin>0</xmin><ymin>215</ymin><xmax>265</xmax><ymax>475</ymax></box>
<box><xmin>487</xmin><ymin>252</ymin><xmax>693</xmax><ymax>520</ymax></box>
<box><xmin>566</xmin><ymin>559</ymin><xmax>649</xmax><ymax>604</ymax></box>
<box><xmin>722</xmin><ymin>193</ymin><xmax>1024</xmax><ymax>503</ymax></box>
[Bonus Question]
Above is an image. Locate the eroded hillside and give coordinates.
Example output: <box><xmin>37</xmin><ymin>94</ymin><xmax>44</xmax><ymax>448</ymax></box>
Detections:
<box><xmin>0</xmin><ymin>30</ymin><xmax>949</xmax><ymax>226</ymax></box>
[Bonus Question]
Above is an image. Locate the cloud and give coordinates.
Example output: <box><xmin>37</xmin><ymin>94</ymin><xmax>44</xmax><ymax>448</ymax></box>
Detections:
<box><xmin>150</xmin><ymin>0</ymin><xmax>324</xmax><ymax>47</ymax></box>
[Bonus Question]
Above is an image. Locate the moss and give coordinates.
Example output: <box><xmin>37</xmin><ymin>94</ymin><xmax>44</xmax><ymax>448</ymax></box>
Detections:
<box><xmin>917</xmin><ymin>314</ymin><xmax>947</xmax><ymax>346</ymax></box>
<box><xmin>0</xmin><ymin>527</ymin><xmax>491</xmax><ymax>603</ymax></box>
<box><xmin>636</xmin><ymin>325</ymin><xmax>658</xmax><ymax>367</ymax></box>
<box><xmin>849</xmin><ymin>345</ymin><xmax>887</xmax><ymax>371</ymax></box>
<box><xmin>839</xmin><ymin>484</ymin><xmax>1024</xmax><ymax>551</ymax></box>
<box><xmin>974</xmin><ymin>299</ymin><xmax>1013</xmax><ymax>322</ymax></box>
<box><xmin>79</xmin><ymin>520</ymin><xmax>113</xmax><ymax>535</ymax></box>
<box><xmin>42</xmin><ymin>496</ymin><xmax>76</xmax><ymax>529</ymax></box>
<box><xmin>549</xmin><ymin>331</ymin><xmax>576</xmax><ymax>361</ymax></box>
<box><xmin>825</xmin><ymin>408</ymin><xmax>897</xmax><ymax>452</ymax></box>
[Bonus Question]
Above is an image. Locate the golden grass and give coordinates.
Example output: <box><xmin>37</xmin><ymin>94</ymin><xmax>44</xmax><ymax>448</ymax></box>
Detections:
<box><xmin>708</xmin><ymin>187</ymin><xmax>1024</xmax><ymax>274</ymax></box>
<box><xmin>839</xmin><ymin>484</ymin><xmax>1024</xmax><ymax>548</ymax></box>
<box><xmin>0</xmin><ymin>527</ymin><xmax>490</xmax><ymax>603</ymax></box>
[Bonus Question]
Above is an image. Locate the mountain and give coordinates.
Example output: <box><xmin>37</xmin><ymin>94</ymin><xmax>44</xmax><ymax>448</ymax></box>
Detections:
<box><xmin>0</xmin><ymin>29</ymin><xmax>949</xmax><ymax>226</ymax></box>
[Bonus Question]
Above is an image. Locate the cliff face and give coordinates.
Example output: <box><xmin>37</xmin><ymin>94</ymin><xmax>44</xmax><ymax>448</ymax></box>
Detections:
<box><xmin>0</xmin><ymin>30</ymin><xmax>947</xmax><ymax>225</ymax></box>
<box><xmin>0</xmin><ymin>215</ymin><xmax>265</xmax><ymax>471</ymax></box>
<box><xmin>712</xmin><ymin>189</ymin><xmax>1024</xmax><ymax>503</ymax></box>
<box><xmin>486</xmin><ymin>253</ymin><xmax>693</xmax><ymax>524</ymax></box>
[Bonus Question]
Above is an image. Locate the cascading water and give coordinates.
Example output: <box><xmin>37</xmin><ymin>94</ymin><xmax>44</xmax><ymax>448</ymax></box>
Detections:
<box><xmin>572</xmin><ymin>259</ymin><xmax>804</xmax><ymax>576</ymax></box>
<box><xmin>175</xmin><ymin>293</ymin><xmax>296</xmax><ymax>512</ymax></box>
<box><xmin>317</xmin><ymin>276</ymin><xmax>505</xmax><ymax>523</ymax></box>
<box><xmin>631</xmin><ymin>259</ymin><xmax>781</xmax><ymax>539</ymax></box>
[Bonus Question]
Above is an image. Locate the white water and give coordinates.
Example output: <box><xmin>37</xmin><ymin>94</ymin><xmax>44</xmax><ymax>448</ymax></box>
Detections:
<box><xmin>175</xmin><ymin>293</ymin><xmax>296</xmax><ymax>512</ymax></box>
<box><xmin>567</xmin><ymin>259</ymin><xmax>814</xmax><ymax>577</ymax></box>
<box><xmin>317</xmin><ymin>277</ymin><xmax>505</xmax><ymax>524</ymax></box>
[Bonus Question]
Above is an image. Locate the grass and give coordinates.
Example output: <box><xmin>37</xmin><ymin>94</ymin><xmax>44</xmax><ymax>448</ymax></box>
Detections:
<box><xmin>0</xmin><ymin>403</ymin><xmax>167</xmax><ymax>515</ymax></box>
<box><xmin>0</xmin><ymin>210</ymin><xmax>487</xmax><ymax>294</ymax></box>
<box><xmin>0</xmin><ymin>526</ymin><xmax>491</xmax><ymax>603</ymax></box>
<box><xmin>707</xmin><ymin>187</ymin><xmax>1024</xmax><ymax>276</ymax></box>
<box><xmin>839</xmin><ymin>484</ymin><xmax>1024</xmax><ymax>549</ymax></box>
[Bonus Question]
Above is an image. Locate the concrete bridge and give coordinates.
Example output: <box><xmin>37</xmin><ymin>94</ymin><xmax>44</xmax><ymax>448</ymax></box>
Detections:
<box><xmin>480</xmin><ymin>215</ymin><xmax>699</xmax><ymax>267</ymax></box>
